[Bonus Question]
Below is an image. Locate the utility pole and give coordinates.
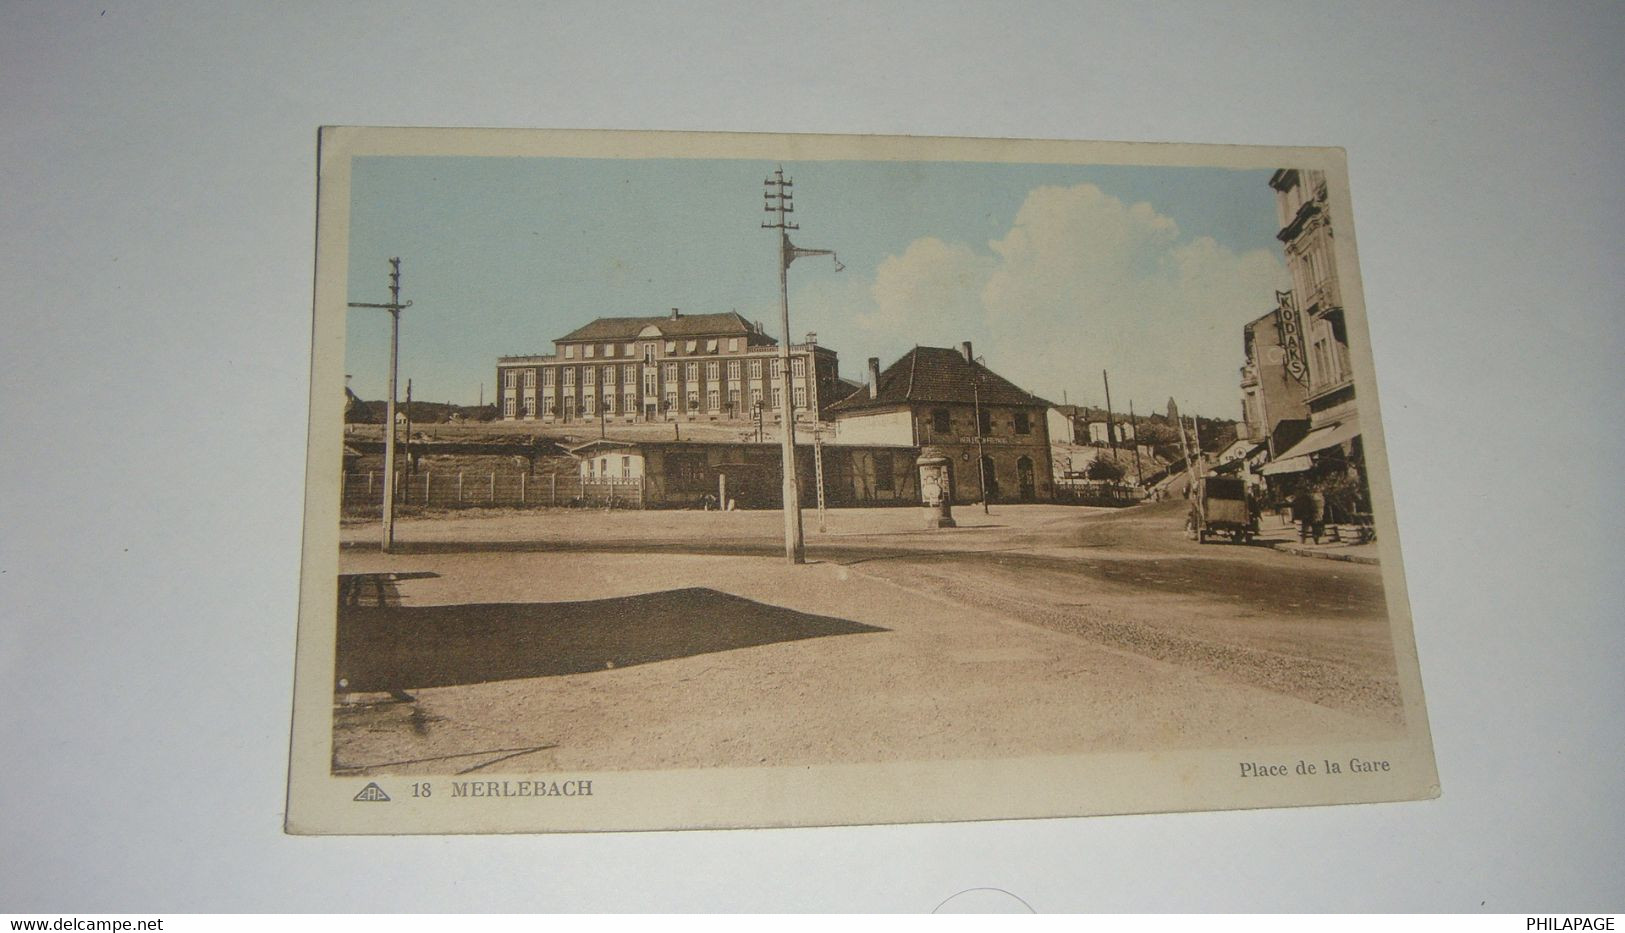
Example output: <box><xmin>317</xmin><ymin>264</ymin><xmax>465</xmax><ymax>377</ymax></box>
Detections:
<box><xmin>973</xmin><ymin>382</ymin><xmax>989</xmax><ymax>514</ymax></box>
<box><xmin>403</xmin><ymin>377</ymin><xmax>413</xmax><ymax>481</ymax></box>
<box><xmin>348</xmin><ymin>258</ymin><xmax>412</xmax><ymax>552</ymax></box>
<box><xmin>763</xmin><ymin>165</ymin><xmax>841</xmax><ymax>564</ymax></box>
<box><xmin>1172</xmin><ymin>397</ymin><xmax>1195</xmax><ymax>494</ymax></box>
<box><xmin>1190</xmin><ymin>407</ymin><xmax>1203</xmax><ymax>470</ymax></box>
<box><xmin>1102</xmin><ymin>369</ymin><xmax>1118</xmax><ymax>460</ymax></box>
<box><xmin>813</xmin><ymin>427</ymin><xmax>827</xmax><ymax>534</ymax></box>
<box><xmin>1188</xmin><ymin>404</ymin><xmax>1205</xmax><ymax>488</ymax></box>
<box><xmin>1129</xmin><ymin>399</ymin><xmax>1143</xmax><ymax>486</ymax></box>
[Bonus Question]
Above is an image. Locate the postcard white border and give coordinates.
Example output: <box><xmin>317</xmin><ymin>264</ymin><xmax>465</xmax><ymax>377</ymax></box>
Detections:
<box><xmin>287</xmin><ymin>127</ymin><xmax>1437</xmax><ymax>834</ymax></box>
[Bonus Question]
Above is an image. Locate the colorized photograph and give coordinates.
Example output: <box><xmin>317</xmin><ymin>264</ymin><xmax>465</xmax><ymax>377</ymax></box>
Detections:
<box><xmin>288</xmin><ymin>129</ymin><xmax>1436</xmax><ymax>833</ymax></box>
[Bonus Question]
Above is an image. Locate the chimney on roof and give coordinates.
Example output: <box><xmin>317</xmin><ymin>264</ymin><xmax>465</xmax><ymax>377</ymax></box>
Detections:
<box><xmin>755</xmin><ymin>320</ymin><xmax>765</xmax><ymax>335</ymax></box>
<box><xmin>804</xmin><ymin>332</ymin><xmax>817</xmax><ymax>346</ymax></box>
<box><xmin>960</xmin><ymin>341</ymin><xmax>974</xmax><ymax>364</ymax></box>
<box><xmin>670</xmin><ymin>307</ymin><xmax>680</xmax><ymax>321</ymax></box>
<box><xmin>867</xmin><ymin>357</ymin><xmax>880</xmax><ymax>399</ymax></box>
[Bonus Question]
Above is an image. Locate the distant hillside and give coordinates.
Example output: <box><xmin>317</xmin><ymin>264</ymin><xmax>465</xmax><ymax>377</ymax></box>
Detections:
<box><xmin>1055</xmin><ymin>404</ymin><xmax>1236</xmax><ymax>460</ymax></box>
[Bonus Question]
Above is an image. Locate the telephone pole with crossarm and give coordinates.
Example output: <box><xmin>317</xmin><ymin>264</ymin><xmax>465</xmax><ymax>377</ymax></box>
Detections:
<box><xmin>762</xmin><ymin>166</ymin><xmax>841</xmax><ymax>564</ymax></box>
<box><xmin>348</xmin><ymin>258</ymin><xmax>413</xmax><ymax>552</ymax></box>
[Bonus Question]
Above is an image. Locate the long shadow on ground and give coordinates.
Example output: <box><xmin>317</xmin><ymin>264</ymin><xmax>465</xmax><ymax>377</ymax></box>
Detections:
<box><xmin>336</xmin><ymin>586</ymin><xmax>887</xmax><ymax>692</ymax></box>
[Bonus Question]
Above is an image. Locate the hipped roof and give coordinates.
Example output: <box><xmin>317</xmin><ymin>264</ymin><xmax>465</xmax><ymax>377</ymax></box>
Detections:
<box><xmin>559</xmin><ymin>311</ymin><xmax>765</xmax><ymax>343</ymax></box>
<box><xmin>827</xmin><ymin>346</ymin><xmax>1051</xmax><ymax>414</ymax></box>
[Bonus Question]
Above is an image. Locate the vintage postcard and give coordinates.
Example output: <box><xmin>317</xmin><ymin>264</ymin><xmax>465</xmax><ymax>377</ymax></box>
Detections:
<box><xmin>287</xmin><ymin>127</ymin><xmax>1437</xmax><ymax>834</ymax></box>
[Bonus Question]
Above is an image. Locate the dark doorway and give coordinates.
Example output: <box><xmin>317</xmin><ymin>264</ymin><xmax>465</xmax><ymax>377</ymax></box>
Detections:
<box><xmin>981</xmin><ymin>455</ymin><xmax>998</xmax><ymax>502</ymax></box>
<box><xmin>1017</xmin><ymin>455</ymin><xmax>1035</xmax><ymax>501</ymax></box>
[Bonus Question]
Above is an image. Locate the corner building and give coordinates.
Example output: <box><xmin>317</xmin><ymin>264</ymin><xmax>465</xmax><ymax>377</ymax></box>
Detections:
<box><xmin>1270</xmin><ymin>168</ymin><xmax>1355</xmax><ymax>427</ymax></box>
<box><xmin>496</xmin><ymin>309</ymin><xmax>842</xmax><ymax>425</ymax></box>
<box><xmin>1255</xmin><ymin>168</ymin><xmax>1367</xmax><ymax>501</ymax></box>
<box><xmin>828</xmin><ymin>342</ymin><xmax>1054</xmax><ymax>503</ymax></box>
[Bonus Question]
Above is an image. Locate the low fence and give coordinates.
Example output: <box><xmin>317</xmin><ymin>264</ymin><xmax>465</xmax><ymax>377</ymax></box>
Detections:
<box><xmin>342</xmin><ymin>469</ymin><xmax>1143</xmax><ymax>512</ymax></box>
<box><xmin>578</xmin><ymin>478</ymin><xmax>645</xmax><ymax>509</ymax></box>
<box><xmin>1054</xmin><ymin>480</ymin><xmax>1143</xmax><ymax>508</ymax></box>
<box><xmin>341</xmin><ymin>470</ymin><xmax>606</xmax><ymax>511</ymax></box>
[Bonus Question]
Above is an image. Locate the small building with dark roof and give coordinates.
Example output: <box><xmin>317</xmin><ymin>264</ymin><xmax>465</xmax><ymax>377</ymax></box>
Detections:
<box><xmin>497</xmin><ymin>308</ymin><xmax>843</xmax><ymax>426</ymax></box>
<box><xmin>827</xmin><ymin>342</ymin><xmax>1055</xmax><ymax>503</ymax></box>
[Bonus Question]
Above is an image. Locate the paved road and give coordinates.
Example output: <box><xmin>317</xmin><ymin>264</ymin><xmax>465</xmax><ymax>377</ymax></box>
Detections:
<box><xmin>332</xmin><ymin>502</ymin><xmax>1404</xmax><ymax>774</ymax></box>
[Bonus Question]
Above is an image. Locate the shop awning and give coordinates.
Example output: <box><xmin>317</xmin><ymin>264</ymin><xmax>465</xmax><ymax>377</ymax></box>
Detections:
<box><xmin>1272</xmin><ymin>415</ymin><xmax>1361</xmax><ymax>463</ymax></box>
<box><xmin>1259</xmin><ymin>455</ymin><xmax>1313</xmax><ymax>475</ymax></box>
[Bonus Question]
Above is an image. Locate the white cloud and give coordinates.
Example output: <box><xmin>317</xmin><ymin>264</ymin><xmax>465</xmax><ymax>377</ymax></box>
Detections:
<box><xmin>865</xmin><ymin>237</ymin><xmax>995</xmax><ymax>341</ymax></box>
<box><xmin>792</xmin><ymin>183</ymin><xmax>1286</xmax><ymax>415</ymax></box>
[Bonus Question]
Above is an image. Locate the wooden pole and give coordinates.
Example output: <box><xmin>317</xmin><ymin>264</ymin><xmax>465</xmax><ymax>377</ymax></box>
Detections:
<box><xmin>403</xmin><ymin>377</ymin><xmax>413</xmax><ymax>481</ymax></box>
<box><xmin>774</xmin><ymin>277</ymin><xmax>802</xmax><ymax>562</ymax></box>
<box><xmin>1129</xmin><ymin>400</ymin><xmax>1143</xmax><ymax>487</ymax></box>
<box><xmin>1102</xmin><ymin>370</ymin><xmax>1118</xmax><ymax>457</ymax></box>
<box><xmin>761</xmin><ymin>166</ymin><xmax>840</xmax><ymax>564</ymax></box>
<box><xmin>1176</xmin><ymin>407</ymin><xmax>1194</xmax><ymax>493</ymax></box>
<box><xmin>814</xmin><ymin>429</ymin><xmax>827</xmax><ymax>533</ymax></box>
<box><xmin>347</xmin><ymin>258</ymin><xmax>412</xmax><ymax>551</ymax></box>
<box><xmin>382</xmin><ymin>304</ymin><xmax>400</xmax><ymax>549</ymax></box>
<box><xmin>974</xmin><ymin>383</ymin><xmax>989</xmax><ymax>513</ymax></box>
<box><xmin>1191</xmin><ymin>407</ymin><xmax>1203</xmax><ymax>474</ymax></box>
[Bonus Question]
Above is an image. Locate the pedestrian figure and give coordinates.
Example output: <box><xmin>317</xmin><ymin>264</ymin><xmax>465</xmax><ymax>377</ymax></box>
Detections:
<box><xmin>1290</xmin><ymin>485</ymin><xmax>1318</xmax><ymax>543</ymax></box>
<box><xmin>1308</xmin><ymin>485</ymin><xmax>1326</xmax><ymax>544</ymax></box>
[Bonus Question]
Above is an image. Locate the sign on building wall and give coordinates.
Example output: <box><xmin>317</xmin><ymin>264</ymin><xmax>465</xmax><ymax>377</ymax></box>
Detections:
<box><xmin>1276</xmin><ymin>289</ymin><xmax>1310</xmax><ymax>386</ymax></box>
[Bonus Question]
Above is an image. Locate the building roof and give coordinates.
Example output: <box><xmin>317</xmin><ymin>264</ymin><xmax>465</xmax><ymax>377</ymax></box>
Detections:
<box><xmin>564</xmin><ymin>439</ymin><xmax>639</xmax><ymax>458</ymax></box>
<box><xmin>827</xmin><ymin>346</ymin><xmax>1051</xmax><ymax>415</ymax></box>
<box><xmin>558</xmin><ymin>311</ymin><xmax>766</xmax><ymax>343</ymax></box>
<box><xmin>834</xmin><ymin>375</ymin><xmax>865</xmax><ymax>397</ymax></box>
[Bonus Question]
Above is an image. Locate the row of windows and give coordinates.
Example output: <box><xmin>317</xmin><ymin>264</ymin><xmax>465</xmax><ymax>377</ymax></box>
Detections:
<box><xmin>584</xmin><ymin>455</ymin><xmax>634</xmax><ymax>477</ymax></box>
<box><xmin>506</xmin><ymin>386</ymin><xmax>806</xmax><ymax>417</ymax></box>
<box><xmin>561</xmin><ymin>337</ymin><xmax>747</xmax><ymax>360</ymax></box>
<box><xmin>505</xmin><ymin>357</ymin><xmax>807</xmax><ymax>390</ymax></box>
<box><xmin>926</xmin><ymin>407</ymin><xmax>1032</xmax><ymax>436</ymax></box>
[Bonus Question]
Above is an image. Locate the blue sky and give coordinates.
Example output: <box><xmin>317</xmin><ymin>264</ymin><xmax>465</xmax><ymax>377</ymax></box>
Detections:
<box><xmin>345</xmin><ymin>156</ymin><xmax>1287</xmax><ymax>417</ymax></box>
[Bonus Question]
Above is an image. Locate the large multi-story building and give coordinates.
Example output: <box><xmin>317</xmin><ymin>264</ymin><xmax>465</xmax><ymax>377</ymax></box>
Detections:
<box><xmin>496</xmin><ymin>309</ymin><xmax>843</xmax><ymax>425</ymax></box>
<box><xmin>1270</xmin><ymin>168</ymin><xmax>1354</xmax><ymax>426</ymax></box>
<box><xmin>1255</xmin><ymin>168</ymin><xmax>1365</xmax><ymax>495</ymax></box>
<box><xmin>827</xmin><ymin>342</ymin><xmax>1054</xmax><ymax>503</ymax></box>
